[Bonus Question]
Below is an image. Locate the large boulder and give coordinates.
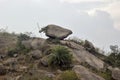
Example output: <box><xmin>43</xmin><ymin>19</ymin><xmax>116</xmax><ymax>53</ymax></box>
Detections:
<box><xmin>60</xmin><ymin>40</ymin><xmax>104</xmax><ymax>70</ymax></box>
<box><xmin>39</xmin><ymin>24</ymin><xmax>72</xmax><ymax>40</ymax></box>
<box><xmin>112</xmin><ymin>68</ymin><xmax>120</xmax><ymax>80</ymax></box>
<box><xmin>31</xmin><ymin>38</ymin><xmax>47</xmax><ymax>50</ymax></box>
<box><xmin>73</xmin><ymin>65</ymin><xmax>105</xmax><ymax>80</ymax></box>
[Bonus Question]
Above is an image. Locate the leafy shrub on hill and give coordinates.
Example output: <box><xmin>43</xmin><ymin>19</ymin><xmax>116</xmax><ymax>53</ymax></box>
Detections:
<box><xmin>105</xmin><ymin>45</ymin><xmax>120</xmax><ymax>68</ymax></box>
<box><xmin>56</xmin><ymin>70</ymin><xmax>79</xmax><ymax>80</ymax></box>
<box><xmin>18</xmin><ymin>33</ymin><xmax>30</xmax><ymax>41</ymax></box>
<box><xmin>48</xmin><ymin>46</ymin><xmax>73</xmax><ymax>69</ymax></box>
<box><xmin>7</xmin><ymin>33</ymin><xmax>31</xmax><ymax>57</ymax></box>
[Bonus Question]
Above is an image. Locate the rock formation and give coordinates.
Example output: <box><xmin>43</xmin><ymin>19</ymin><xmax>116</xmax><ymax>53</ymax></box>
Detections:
<box><xmin>39</xmin><ymin>24</ymin><xmax>72</xmax><ymax>40</ymax></box>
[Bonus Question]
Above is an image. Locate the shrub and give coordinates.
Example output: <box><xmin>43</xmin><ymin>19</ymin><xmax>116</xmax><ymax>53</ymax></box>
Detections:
<box><xmin>105</xmin><ymin>45</ymin><xmax>120</xmax><ymax>68</ymax></box>
<box><xmin>48</xmin><ymin>46</ymin><xmax>73</xmax><ymax>69</ymax></box>
<box><xmin>57</xmin><ymin>70</ymin><xmax>79</xmax><ymax>80</ymax></box>
<box><xmin>18</xmin><ymin>33</ymin><xmax>30</xmax><ymax>41</ymax></box>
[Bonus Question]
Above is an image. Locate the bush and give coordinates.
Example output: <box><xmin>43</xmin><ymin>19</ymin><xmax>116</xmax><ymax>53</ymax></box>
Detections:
<box><xmin>57</xmin><ymin>70</ymin><xmax>79</xmax><ymax>80</ymax></box>
<box><xmin>18</xmin><ymin>33</ymin><xmax>30</xmax><ymax>41</ymax></box>
<box><xmin>105</xmin><ymin>45</ymin><xmax>120</xmax><ymax>68</ymax></box>
<box><xmin>48</xmin><ymin>46</ymin><xmax>73</xmax><ymax>69</ymax></box>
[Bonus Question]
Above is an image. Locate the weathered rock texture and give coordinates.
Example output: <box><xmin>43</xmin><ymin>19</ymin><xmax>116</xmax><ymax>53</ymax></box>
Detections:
<box><xmin>60</xmin><ymin>40</ymin><xmax>104</xmax><ymax>70</ymax></box>
<box><xmin>73</xmin><ymin>65</ymin><xmax>105</xmax><ymax>80</ymax></box>
<box><xmin>112</xmin><ymin>68</ymin><xmax>120</xmax><ymax>80</ymax></box>
<box><xmin>39</xmin><ymin>24</ymin><xmax>72</xmax><ymax>40</ymax></box>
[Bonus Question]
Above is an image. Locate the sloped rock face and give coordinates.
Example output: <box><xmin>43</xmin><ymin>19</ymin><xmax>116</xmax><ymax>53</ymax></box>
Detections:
<box><xmin>60</xmin><ymin>40</ymin><xmax>104</xmax><ymax>70</ymax></box>
<box><xmin>40</xmin><ymin>24</ymin><xmax>72</xmax><ymax>40</ymax></box>
<box><xmin>112</xmin><ymin>68</ymin><xmax>120</xmax><ymax>80</ymax></box>
<box><xmin>73</xmin><ymin>65</ymin><xmax>105</xmax><ymax>80</ymax></box>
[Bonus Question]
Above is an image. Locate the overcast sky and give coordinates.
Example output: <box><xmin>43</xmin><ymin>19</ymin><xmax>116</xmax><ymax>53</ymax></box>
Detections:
<box><xmin>0</xmin><ymin>0</ymin><xmax>120</xmax><ymax>51</ymax></box>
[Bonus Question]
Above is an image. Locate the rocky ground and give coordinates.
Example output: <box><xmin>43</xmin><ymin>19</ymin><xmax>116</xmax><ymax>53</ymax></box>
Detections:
<box><xmin>0</xmin><ymin>25</ymin><xmax>120</xmax><ymax>80</ymax></box>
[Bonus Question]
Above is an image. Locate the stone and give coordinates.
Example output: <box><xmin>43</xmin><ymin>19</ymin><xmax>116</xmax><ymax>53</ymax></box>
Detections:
<box><xmin>40</xmin><ymin>55</ymin><xmax>50</xmax><ymax>67</ymax></box>
<box><xmin>73</xmin><ymin>65</ymin><xmax>105</xmax><ymax>80</ymax></box>
<box><xmin>39</xmin><ymin>24</ymin><xmax>72</xmax><ymax>40</ymax></box>
<box><xmin>31</xmin><ymin>38</ymin><xmax>46</xmax><ymax>50</ymax></box>
<box><xmin>29</xmin><ymin>50</ymin><xmax>42</xmax><ymax>60</ymax></box>
<box><xmin>60</xmin><ymin>40</ymin><xmax>104</xmax><ymax>70</ymax></box>
<box><xmin>112</xmin><ymin>68</ymin><xmax>120</xmax><ymax>80</ymax></box>
<box><xmin>22</xmin><ymin>39</ymin><xmax>32</xmax><ymax>49</ymax></box>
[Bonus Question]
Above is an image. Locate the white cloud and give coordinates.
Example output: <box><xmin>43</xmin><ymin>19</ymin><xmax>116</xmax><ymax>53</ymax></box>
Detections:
<box><xmin>101</xmin><ymin>1</ymin><xmax>120</xmax><ymax>30</ymax></box>
<box><xmin>85</xmin><ymin>0</ymin><xmax>120</xmax><ymax>30</ymax></box>
<box><xmin>60</xmin><ymin>0</ymin><xmax>109</xmax><ymax>3</ymax></box>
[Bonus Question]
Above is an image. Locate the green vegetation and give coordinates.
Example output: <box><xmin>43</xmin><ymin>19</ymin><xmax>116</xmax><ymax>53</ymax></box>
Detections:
<box><xmin>57</xmin><ymin>70</ymin><xmax>79</xmax><ymax>80</ymax></box>
<box><xmin>105</xmin><ymin>45</ymin><xmax>120</xmax><ymax>68</ymax></box>
<box><xmin>18</xmin><ymin>33</ymin><xmax>30</xmax><ymax>41</ymax></box>
<box><xmin>8</xmin><ymin>33</ymin><xmax>31</xmax><ymax>57</ymax></box>
<box><xmin>48</xmin><ymin>46</ymin><xmax>73</xmax><ymax>69</ymax></box>
<box><xmin>98</xmin><ymin>70</ymin><xmax>113</xmax><ymax>80</ymax></box>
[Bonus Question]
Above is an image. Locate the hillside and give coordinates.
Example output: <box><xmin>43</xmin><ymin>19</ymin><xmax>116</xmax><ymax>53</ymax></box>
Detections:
<box><xmin>0</xmin><ymin>24</ymin><xmax>120</xmax><ymax>80</ymax></box>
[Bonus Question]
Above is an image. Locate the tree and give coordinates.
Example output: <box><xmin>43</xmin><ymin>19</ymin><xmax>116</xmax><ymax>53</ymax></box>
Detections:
<box><xmin>105</xmin><ymin>45</ymin><xmax>120</xmax><ymax>67</ymax></box>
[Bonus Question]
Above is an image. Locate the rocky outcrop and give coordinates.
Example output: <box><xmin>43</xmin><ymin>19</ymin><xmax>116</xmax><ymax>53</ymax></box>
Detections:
<box><xmin>60</xmin><ymin>40</ymin><xmax>104</xmax><ymax>70</ymax></box>
<box><xmin>31</xmin><ymin>38</ymin><xmax>47</xmax><ymax>50</ymax></box>
<box><xmin>112</xmin><ymin>68</ymin><xmax>120</xmax><ymax>80</ymax></box>
<box><xmin>73</xmin><ymin>65</ymin><xmax>105</xmax><ymax>80</ymax></box>
<box><xmin>39</xmin><ymin>24</ymin><xmax>72</xmax><ymax>40</ymax></box>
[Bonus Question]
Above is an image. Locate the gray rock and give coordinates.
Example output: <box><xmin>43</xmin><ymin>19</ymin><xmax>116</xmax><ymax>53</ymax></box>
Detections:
<box><xmin>112</xmin><ymin>68</ymin><xmax>120</xmax><ymax>80</ymax></box>
<box><xmin>31</xmin><ymin>38</ymin><xmax>46</xmax><ymax>50</ymax></box>
<box><xmin>29</xmin><ymin>50</ymin><xmax>42</xmax><ymax>60</ymax></box>
<box><xmin>61</xmin><ymin>40</ymin><xmax>104</xmax><ymax>70</ymax></box>
<box><xmin>40</xmin><ymin>55</ymin><xmax>50</xmax><ymax>67</ymax></box>
<box><xmin>22</xmin><ymin>39</ymin><xmax>32</xmax><ymax>49</ymax></box>
<box><xmin>40</xmin><ymin>24</ymin><xmax>72</xmax><ymax>40</ymax></box>
<box><xmin>73</xmin><ymin>65</ymin><xmax>105</xmax><ymax>80</ymax></box>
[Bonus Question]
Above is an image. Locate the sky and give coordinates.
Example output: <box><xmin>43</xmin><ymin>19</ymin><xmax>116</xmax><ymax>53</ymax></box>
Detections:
<box><xmin>0</xmin><ymin>0</ymin><xmax>120</xmax><ymax>51</ymax></box>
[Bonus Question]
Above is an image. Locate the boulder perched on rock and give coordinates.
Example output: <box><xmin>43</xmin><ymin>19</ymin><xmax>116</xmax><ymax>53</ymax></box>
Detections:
<box><xmin>73</xmin><ymin>65</ymin><xmax>105</xmax><ymax>80</ymax></box>
<box><xmin>39</xmin><ymin>24</ymin><xmax>72</xmax><ymax>40</ymax></box>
